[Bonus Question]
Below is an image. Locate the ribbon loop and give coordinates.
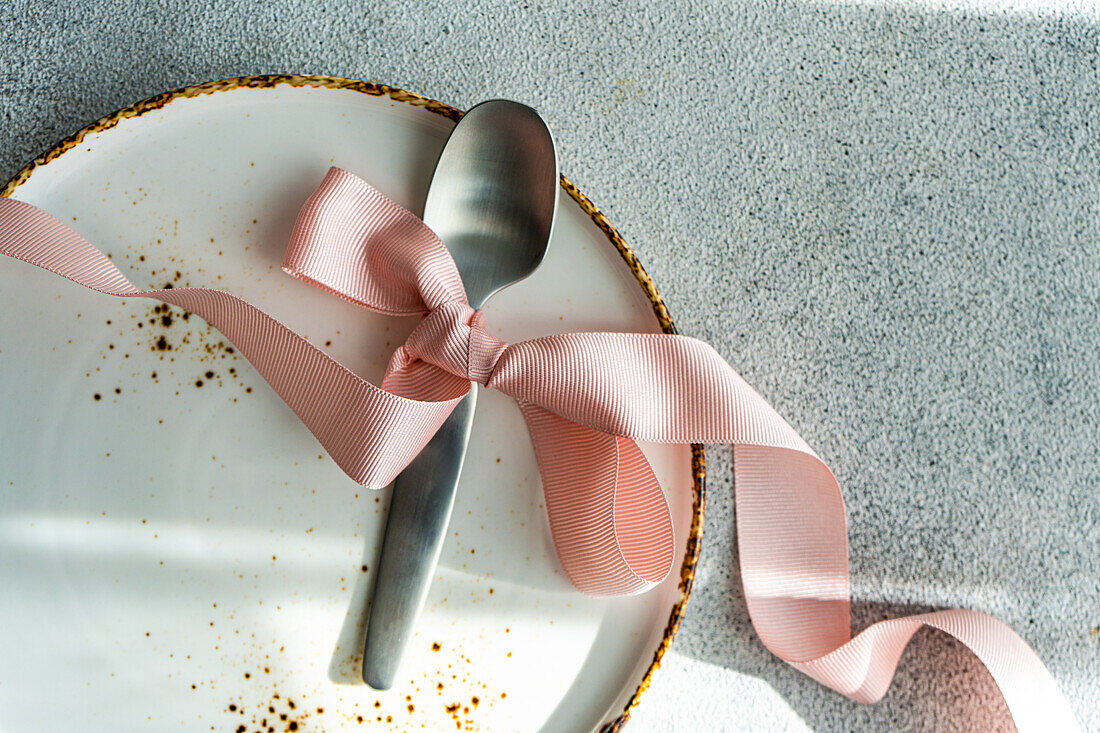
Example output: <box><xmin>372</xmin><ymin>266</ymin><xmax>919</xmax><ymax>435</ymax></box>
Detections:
<box><xmin>519</xmin><ymin>401</ymin><xmax>675</xmax><ymax>596</ymax></box>
<box><xmin>282</xmin><ymin>167</ymin><xmax>467</xmax><ymax>315</ymax></box>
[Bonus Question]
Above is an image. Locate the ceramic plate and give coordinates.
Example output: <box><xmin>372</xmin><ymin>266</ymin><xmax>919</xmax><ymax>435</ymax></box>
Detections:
<box><xmin>0</xmin><ymin>76</ymin><xmax>703</xmax><ymax>733</ymax></box>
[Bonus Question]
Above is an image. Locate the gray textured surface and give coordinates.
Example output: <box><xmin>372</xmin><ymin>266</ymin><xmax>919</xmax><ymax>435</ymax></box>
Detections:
<box><xmin>2</xmin><ymin>0</ymin><xmax>1098</xmax><ymax>730</ymax></box>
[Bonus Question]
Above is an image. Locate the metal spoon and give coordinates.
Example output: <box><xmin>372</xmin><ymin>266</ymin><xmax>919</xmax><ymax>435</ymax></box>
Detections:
<box><xmin>362</xmin><ymin>100</ymin><xmax>558</xmax><ymax>690</ymax></box>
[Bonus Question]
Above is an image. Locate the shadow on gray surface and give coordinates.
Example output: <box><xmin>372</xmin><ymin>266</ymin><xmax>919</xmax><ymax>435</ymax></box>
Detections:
<box><xmin>682</xmin><ymin>571</ymin><xmax>1016</xmax><ymax>732</ymax></box>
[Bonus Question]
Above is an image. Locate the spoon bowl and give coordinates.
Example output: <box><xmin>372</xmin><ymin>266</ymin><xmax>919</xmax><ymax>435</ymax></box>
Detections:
<box><xmin>423</xmin><ymin>100</ymin><xmax>558</xmax><ymax>309</ymax></box>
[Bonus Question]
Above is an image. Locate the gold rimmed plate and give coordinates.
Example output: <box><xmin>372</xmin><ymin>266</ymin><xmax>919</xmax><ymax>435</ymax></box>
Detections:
<box><xmin>0</xmin><ymin>76</ymin><xmax>704</xmax><ymax>732</ymax></box>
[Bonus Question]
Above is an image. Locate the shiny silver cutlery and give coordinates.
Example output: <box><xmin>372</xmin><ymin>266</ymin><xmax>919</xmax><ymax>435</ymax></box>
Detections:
<box><xmin>362</xmin><ymin>100</ymin><xmax>558</xmax><ymax>690</ymax></box>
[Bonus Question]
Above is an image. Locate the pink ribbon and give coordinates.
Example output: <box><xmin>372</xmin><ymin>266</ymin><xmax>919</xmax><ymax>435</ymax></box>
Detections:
<box><xmin>0</xmin><ymin>167</ymin><xmax>1079</xmax><ymax>730</ymax></box>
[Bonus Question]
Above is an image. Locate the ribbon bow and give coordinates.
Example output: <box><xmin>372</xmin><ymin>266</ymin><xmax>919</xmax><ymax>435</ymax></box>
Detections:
<box><xmin>0</xmin><ymin>167</ymin><xmax>1079</xmax><ymax>731</ymax></box>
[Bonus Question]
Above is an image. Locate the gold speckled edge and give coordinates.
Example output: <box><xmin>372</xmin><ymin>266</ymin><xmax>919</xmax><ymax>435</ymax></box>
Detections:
<box><xmin>0</xmin><ymin>75</ymin><xmax>461</xmax><ymax>198</ymax></box>
<box><xmin>0</xmin><ymin>74</ymin><xmax>706</xmax><ymax>732</ymax></box>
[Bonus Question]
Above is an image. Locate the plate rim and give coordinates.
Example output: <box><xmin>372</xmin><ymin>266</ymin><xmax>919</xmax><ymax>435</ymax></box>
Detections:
<box><xmin>0</xmin><ymin>74</ymin><xmax>706</xmax><ymax>732</ymax></box>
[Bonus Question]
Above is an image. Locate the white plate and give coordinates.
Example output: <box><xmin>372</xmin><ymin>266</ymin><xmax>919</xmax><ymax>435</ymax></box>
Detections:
<box><xmin>0</xmin><ymin>77</ymin><xmax>703</xmax><ymax>733</ymax></box>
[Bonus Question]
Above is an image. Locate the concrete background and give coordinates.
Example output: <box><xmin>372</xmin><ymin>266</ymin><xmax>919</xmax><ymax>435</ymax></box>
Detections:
<box><xmin>1</xmin><ymin>0</ymin><xmax>1097</xmax><ymax>730</ymax></box>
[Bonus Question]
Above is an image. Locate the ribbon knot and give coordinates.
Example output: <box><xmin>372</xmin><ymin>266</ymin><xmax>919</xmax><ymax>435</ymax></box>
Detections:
<box><xmin>399</xmin><ymin>301</ymin><xmax>508</xmax><ymax>386</ymax></box>
<box><xmin>0</xmin><ymin>165</ymin><xmax>1078</xmax><ymax>732</ymax></box>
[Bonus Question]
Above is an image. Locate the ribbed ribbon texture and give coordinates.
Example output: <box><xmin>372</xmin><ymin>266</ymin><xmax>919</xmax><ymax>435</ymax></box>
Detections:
<box><xmin>0</xmin><ymin>167</ymin><xmax>1078</xmax><ymax>731</ymax></box>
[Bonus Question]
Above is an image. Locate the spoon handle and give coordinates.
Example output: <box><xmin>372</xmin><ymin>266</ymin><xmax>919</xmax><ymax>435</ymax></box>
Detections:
<box><xmin>361</xmin><ymin>389</ymin><xmax>477</xmax><ymax>690</ymax></box>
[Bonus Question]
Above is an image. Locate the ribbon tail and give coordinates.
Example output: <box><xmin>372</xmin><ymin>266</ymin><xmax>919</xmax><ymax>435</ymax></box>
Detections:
<box><xmin>792</xmin><ymin>608</ymin><xmax>1080</xmax><ymax>731</ymax></box>
<box><xmin>489</xmin><ymin>331</ymin><xmax>1080</xmax><ymax>732</ymax></box>
<box><xmin>0</xmin><ymin>195</ymin><xmax>468</xmax><ymax>489</ymax></box>
<box><xmin>735</xmin><ymin>443</ymin><xmax>1080</xmax><ymax>731</ymax></box>
<box><xmin>517</xmin><ymin>400</ymin><xmax>675</xmax><ymax>596</ymax></box>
